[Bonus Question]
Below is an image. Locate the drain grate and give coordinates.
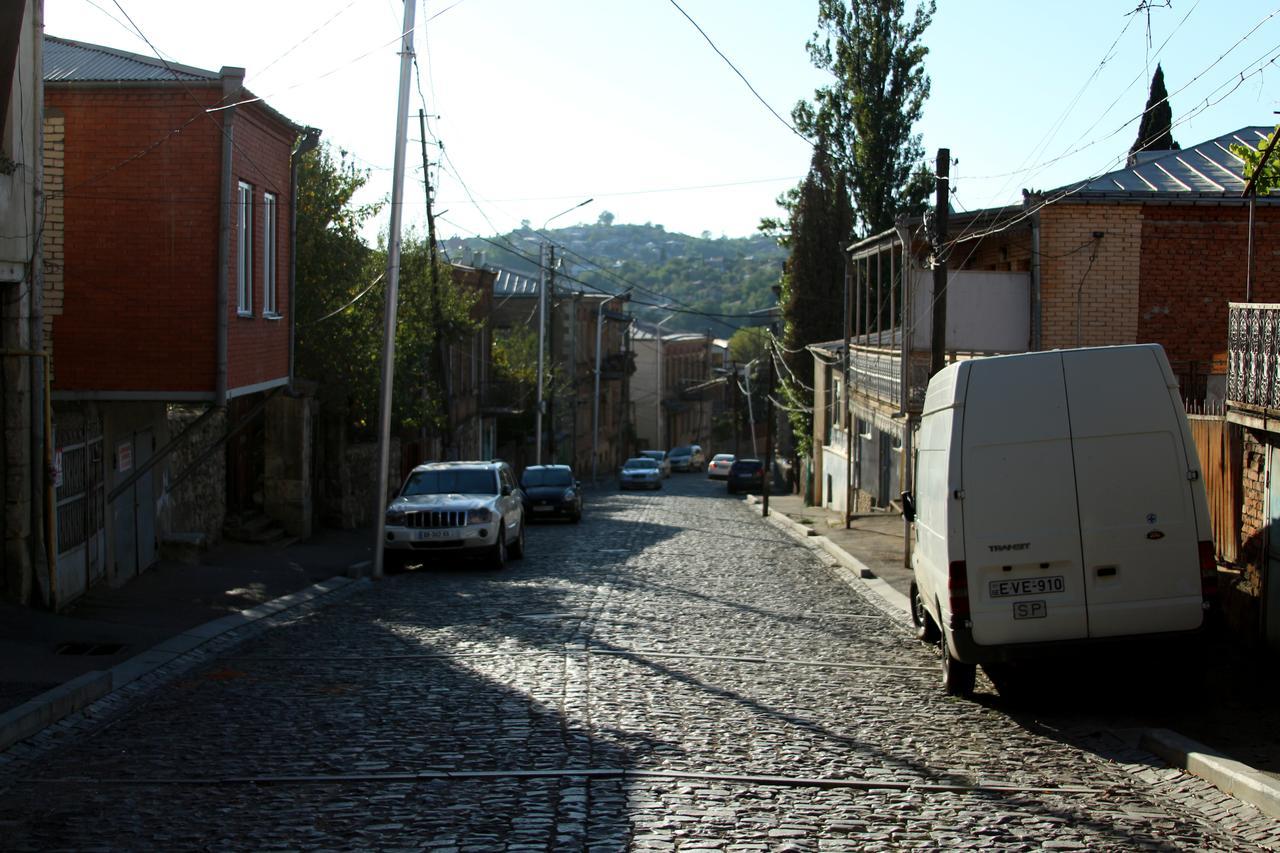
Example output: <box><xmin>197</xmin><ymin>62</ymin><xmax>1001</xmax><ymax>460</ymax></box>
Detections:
<box><xmin>54</xmin><ymin>641</ymin><xmax>126</xmax><ymax>656</ymax></box>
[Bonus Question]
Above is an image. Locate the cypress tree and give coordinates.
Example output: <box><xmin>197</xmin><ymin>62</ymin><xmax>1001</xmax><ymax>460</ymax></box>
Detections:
<box><xmin>1129</xmin><ymin>64</ymin><xmax>1179</xmax><ymax>163</ymax></box>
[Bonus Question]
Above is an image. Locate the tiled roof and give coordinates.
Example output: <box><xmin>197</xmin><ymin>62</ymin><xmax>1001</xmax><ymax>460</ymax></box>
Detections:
<box><xmin>1067</xmin><ymin>126</ymin><xmax>1275</xmax><ymax>197</ymax></box>
<box><xmin>44</xmin><ymin>35</ymin><xmax>218</xmax><ymax>83</ymax></box>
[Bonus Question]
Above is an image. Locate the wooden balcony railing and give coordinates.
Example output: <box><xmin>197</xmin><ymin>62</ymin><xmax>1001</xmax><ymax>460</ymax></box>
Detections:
<box><xmin>1227</xmin><ymin>302</ymin><xmax>1280</xmax><ymax>411</ymax></box>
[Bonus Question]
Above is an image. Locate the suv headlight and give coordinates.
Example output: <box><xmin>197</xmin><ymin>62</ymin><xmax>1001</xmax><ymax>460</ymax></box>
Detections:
<box><xmin>385</xmin><ymin>508</ymin><xmax>406</xmax><ymax>526</ymax></box>
<box><xmin>562</xmin><ymin>488</ymin><xmax>576</xmax><ymax>500</ymax></box>
<box><xmin>467</xmin><ymin>507</ymin><xmax>494</xmax><ymax>524</ymax></box>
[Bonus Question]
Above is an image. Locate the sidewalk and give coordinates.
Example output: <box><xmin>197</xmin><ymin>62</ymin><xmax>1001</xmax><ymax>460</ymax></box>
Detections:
<box><xmin>0</xmin><ymin>527</ymin><xmax>376</xmax><ymax>717</ymax></box>
<box><xmin>749</xmin><ymin>487</ymin><xmax>1280</xmax><ymax>818</ymax></box>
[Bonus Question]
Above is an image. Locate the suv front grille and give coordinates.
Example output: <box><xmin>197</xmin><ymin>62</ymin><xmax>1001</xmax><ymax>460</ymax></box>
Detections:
<box><xmin>405</xmin><ymin>510</ymin><xmax>466</xmax><ymax>529</ymax></box>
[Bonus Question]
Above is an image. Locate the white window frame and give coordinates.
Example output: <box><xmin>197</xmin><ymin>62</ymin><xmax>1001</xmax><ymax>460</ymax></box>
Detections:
<box><xmin>262</xmin><ymin>192</ymin><xmax>278</xmax><ymax>317</ymax></box>
<box><xmin>236</xmin><ymin>182</ymin><xmax>254</xmax><ymax>316</ymax></box>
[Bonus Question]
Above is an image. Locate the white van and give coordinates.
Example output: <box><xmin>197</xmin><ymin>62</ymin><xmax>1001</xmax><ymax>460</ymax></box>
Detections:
<box><xmin>902</xmin><ymin>345</ymin><xmax>1215</xmax><ymax>695</ymax></box>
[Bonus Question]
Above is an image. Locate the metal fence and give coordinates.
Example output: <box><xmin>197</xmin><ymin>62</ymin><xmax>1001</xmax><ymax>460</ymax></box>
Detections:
<box><xmin>1227</xmin><ymin>302</ymin><xmax>1280</xmax><ymax>410</ymax></box>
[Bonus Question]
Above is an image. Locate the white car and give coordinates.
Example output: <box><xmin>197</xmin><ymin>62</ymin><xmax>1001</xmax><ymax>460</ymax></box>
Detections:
<box><xmin>640</xmin><ymin>449</ymin><xmax>672</xmax><ymax>478</ymax></box>
<box><xmin>382</xmin><ymin>461</ymin><xmax>525</xmax><ymax>571</ymax></box>
<box><xmin>619</xmin><ymin>457</ymin><xmax>663</xmax><ymax>490</ymax></box>
<box><xmin>668</xmin><ymin>444</ymin><xmax>705</xmax><ymax>472</ymax></box>
<box><xmin>706</xmin><ymin>453</ymin><xmax>735</xmax><ymax>480</ymax></box>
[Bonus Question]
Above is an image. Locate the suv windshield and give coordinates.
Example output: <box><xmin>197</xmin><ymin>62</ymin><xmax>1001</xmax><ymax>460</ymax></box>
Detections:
<box><xmin>670</xmin><ymin>446</ymin><xmax>692</xmax><ymax>456</ymax></box>
<box><xmin>522</xmin><ymin>469</ymin><xmax>573</xmax><ymax>487</ymax></box>
<box><xmin>402</xmin><ymin>469</ymin><xmax>497</xmax><ymax>496</ymax></box>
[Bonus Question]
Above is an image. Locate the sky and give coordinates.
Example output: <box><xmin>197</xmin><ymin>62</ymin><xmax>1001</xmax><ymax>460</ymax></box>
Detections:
<box><xmin>44</xmin><ymin>0</ymin><xmax>1280</xmax><ymax>245</ymax></box>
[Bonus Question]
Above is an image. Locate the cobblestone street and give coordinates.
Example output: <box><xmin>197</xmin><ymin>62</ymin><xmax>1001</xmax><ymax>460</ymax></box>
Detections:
<box><xmin>1</xmin><ymin>476</ymin><xmax>1276</xmax><ymax>850</ymax></box>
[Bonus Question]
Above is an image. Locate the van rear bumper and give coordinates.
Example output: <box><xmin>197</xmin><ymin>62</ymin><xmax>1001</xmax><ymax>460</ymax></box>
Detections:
<box><xmin>949</xmin><ymin>619</ymin><xmax>1207</xmax><ymax>665</ymax></box>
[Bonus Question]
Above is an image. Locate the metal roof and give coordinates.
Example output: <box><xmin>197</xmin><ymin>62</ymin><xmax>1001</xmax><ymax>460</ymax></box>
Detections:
<box><xmin>1067</xmin><ymin>126</ymin><xmax>1274</xmax><ymax>198</ymax></box>
<box><xmin>490</xmin><ymin>267</ymin><xmax>607</xmax><ymax>299</ymax></box>
<box><xmin>44</xmin><ymin>35</ymin><xmax>219</xmax><ymax>83</ymax></box>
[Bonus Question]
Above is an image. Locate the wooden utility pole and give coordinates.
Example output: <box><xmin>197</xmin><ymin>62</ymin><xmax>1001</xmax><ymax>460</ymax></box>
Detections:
<box><xmin>843</xmin><ymin>255</ymin><xmax>852</xmax><ymax>529</ymax></box>
<box><xmin>929</xmin><ymin>148</ymin><xmax>950</xmax><ymax>378</ymax></box>
<box><xmin>419</xmin><ymin>109</ymin><xmax>452</xmax><ymax>457</ymax></box>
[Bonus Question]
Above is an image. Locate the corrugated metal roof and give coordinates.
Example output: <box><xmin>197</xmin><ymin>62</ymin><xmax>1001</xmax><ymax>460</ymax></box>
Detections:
<box><xmin>491</xmin><ymin>269</ymin><xmax>540</xmax><ymax>297</ymax></box>
<box><xmin>1071</xmin><ymin>126</ymin><xmax>1273</xmax><ymax>197</ymax></box>
<box><xmin>44</xmin><ymin>35</ymin><xmax>218</xmax><ymax>83</ymax></box>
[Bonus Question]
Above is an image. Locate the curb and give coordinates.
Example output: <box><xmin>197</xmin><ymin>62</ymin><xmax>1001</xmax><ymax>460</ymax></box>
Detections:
<box><xmin>1139</xmin><ymin>728</ymin><xmax>1280</xmax><ymax>820</ymax></box>
<box><xmin>0</xmin><ymin>575</ymin><xmax>368</xmax><ymax>754</ymax></box>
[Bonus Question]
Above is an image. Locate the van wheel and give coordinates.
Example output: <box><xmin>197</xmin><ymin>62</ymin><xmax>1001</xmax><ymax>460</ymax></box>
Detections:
<box><xmin>910</xmin><ymin>583</ymin><xmax>940</xmax><ymax>644</ymax></box>
<box><xmin>941</xmin><ymin>629</ymin><xmax>976</xmax><ymax>697</ymax></box>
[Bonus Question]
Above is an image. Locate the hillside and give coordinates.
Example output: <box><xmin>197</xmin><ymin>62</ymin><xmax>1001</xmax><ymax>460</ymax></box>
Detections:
<box><xmin>441</xmin><ymin>222</ymin><xmax>786</xmax><ymax>335</ymax></box>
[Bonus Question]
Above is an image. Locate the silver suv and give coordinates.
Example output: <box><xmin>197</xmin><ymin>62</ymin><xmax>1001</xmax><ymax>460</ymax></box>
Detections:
<box><xmin>383</xmin><ymin>461</ymin><xmax>525</xmax><ymax>570</ymax></box>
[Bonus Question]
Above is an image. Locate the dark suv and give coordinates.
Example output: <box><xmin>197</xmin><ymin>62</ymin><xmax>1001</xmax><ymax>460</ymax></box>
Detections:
<box><xmin>520</xmin><ymin>464</ymin><xmax>583</xmax><ymax>522</ymax></box>
<box><xmin>726</xmin><ymin>458</ymin><xmax>764</xmax><ymax>494</ymax></box>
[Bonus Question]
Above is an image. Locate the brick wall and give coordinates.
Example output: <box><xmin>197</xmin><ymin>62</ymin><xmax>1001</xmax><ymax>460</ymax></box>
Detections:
<box><xmin>1039</xmin><ymin>204</ymin><xmax>1143</xmax><ymax>350</ymax></box>
<box><xmin>1139</xmin><ymin>205</ymin><xmax>1280</xmax><ymax>370</ymax></box>
<box><xmin>48</xmin><ymin>85</ymin><xmax>222</xmax><ymax>393</ymax></box>
<box><xmin>41</xmin><ymin>112</ymin><xmax>63</xmax><ymax>373</ymax></box>
<box><xmin>225</xmin><ymin>106</ymin><xmax>295</xmax><ymax>394</ymax></box>
<box><xmin>47</xmin><ymin>85</ymin><xmax>296</xmax><ymax>396</ymax></box>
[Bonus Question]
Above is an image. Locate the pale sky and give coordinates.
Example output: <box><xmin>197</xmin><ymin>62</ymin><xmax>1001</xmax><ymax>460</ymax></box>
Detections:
<box><xmin>45</xmin><ymin>1</ymin><xmax>1280</xmax><ymax>245</ymax></box>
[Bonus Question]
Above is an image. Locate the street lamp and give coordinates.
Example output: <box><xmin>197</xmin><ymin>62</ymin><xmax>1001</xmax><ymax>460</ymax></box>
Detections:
<box><xmin>654</xmin><ymin>311</ymin><xmax>678</xmax><ymax>450</ymax></box>
<box><xmin>534</xmin><ymin>198</ymin><xmax>593</xmax><ymax>464</ymax></box>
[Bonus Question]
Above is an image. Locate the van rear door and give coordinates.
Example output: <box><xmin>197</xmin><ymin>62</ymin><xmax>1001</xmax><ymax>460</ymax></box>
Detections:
<box><xmin>961</xmin><ymin>352</ymin><xmax>1090</xmax><ymax>647</ymax></box>
<box><xmin>1061</xmin><ymin>346</ymin><xmax>1204</xmax><ymax>638</ymax></box>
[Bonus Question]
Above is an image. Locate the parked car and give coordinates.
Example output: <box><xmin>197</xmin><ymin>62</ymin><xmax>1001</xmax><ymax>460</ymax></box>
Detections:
<box><xmin>726</xmin><ymin>458</ymin><xmax>764</xmax><ymax>494</ymax></box>
<box><xmin>640</xmin><ymin>449</ymin><xmax>672</xmax><ymax>478</ymax></box>
<box><xmin>382</xmin><ymin>460</ymin><xmax>525</xmax><ymax>571</ymax></box>
<box><xmin>620</xmin><ymin>457</ymin><xmax>663</xmax><ymax>490</ymax></box>
<box><xmin>520</xmin><ymin>464</ymin><xmax>583</xmax><ymax>523</ymax></box>
<box><xmin>902</xmin><ymin>345</ymin><xmax>1214</xmax><ymax>697</ymax></box>
<box><xmin>706</xmin><ymin>453</ymin><xmax>735</xmax><ymax>480</ymax></box>
<box><xmin>668</xmin><ymin>444</ymin><xmax>705</xmax><ymax>472</ymax></box>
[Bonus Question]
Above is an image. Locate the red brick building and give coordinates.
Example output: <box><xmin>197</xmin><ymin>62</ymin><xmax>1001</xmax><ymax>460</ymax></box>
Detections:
<box><xmin>42</xmin><ymin>36</ymin><xmax>314</xmax><ymax>603</ymax></box>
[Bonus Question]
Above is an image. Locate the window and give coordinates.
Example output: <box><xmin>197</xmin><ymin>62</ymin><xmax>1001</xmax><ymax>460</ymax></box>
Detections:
<box><xmin>236</xmin><ymin>182</ymin><xmax>253</xmax><ymax>315</ymax></box>
<box><xmin>262</xmin><ymin>192</ymin><xmax>278</xmax><ymax>316</ymax></box>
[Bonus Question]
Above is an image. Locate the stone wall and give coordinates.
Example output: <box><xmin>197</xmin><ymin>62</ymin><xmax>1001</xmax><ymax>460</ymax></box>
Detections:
<box><xmin>163</xmin><ymin>405</ymin><xmax>226</xmax><ymax>545</ymax></box>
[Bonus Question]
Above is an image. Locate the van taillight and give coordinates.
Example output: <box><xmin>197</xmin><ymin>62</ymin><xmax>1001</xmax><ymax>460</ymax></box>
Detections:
<box><xmin>948</xmin><ymin>560</ymin><xmax>969</xmax><ymax>627</ymax></box>
<box><xmin>1198</xmin><ymin>540</ymin><xmax>1218</xmax><ymax>599</ymax></box>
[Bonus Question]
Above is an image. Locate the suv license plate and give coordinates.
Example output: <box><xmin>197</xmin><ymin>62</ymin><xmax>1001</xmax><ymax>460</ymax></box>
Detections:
<box><xmin>1013</xmin><ymin>600</ymin><xmax>1047</xmax><ymax>620</ymax></box>
<box><xmin>414</xmin><ymin>530</ymin><xmax>454</xmax><ymax>541</ymax></box>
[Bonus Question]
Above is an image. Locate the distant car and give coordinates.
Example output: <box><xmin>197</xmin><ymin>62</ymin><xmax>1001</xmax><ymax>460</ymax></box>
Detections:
<box><xmin>640</xmin><ymin>449</ymin><xmax>672</xmax><ymax>478</ymax></box>
<box><xmin>668</xmin><ymin>444</ymin><xmax>705</xmax><ymax>472</ymax></box>
<box><xmin>620</xmin><ymin>457</ymin><xmax>663</xmax><ymax>490</ymax></box>
<box><xmin>382</xmin><ymin>460</ymin><xmax>525</xmax><ymax>570</ymax></box>
<box><xmin>707</xmin><ymin>453</ymin><xmax>735</xmax><ymax>480</ymax></box>
<box><xmin>520</xmin><ymin>464</ymin><xmax>583</xmax><ymax>523</ymax></box>
<box><xmin>726</xmin><ymin>458</ymin><xmax>764</xmax><ymax>494</ymax></box>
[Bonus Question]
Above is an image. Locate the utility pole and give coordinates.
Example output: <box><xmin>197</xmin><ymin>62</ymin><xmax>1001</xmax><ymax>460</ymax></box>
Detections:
<box><xmin>1243</xmin><ymin>121</ymin><xmax>1280</xmax><ymax>302</ymax></box>
<box><xmin>929</xmin><ymin>148</ymin><xmax>950</xmax><ymax>378</ymax></box>
<box><xmin>535</xmin><ymin>242</ymin><xmax>547</xmax><ymax>464</ymax></box>
<box><xmin>419</xmin><ymin>108</ymin><xmax>451</xmax><ymax>458</ymax></box>
<box><xmin>546</xmin><ymin>245</ymin><xmax>557</xmax><ymax>461</ymax></box>
<box><xmin>843</xmin><ymin>255</ymin><xmax>853</xmax><ymax>529</ymax></box>
<box><xmin>762</xmin><ymin>341</ymin><xmax>776</xmax><ymax>517</ymax></box>
<box><xmin>372</xmin><ymin>0</ymin><xmax>417</xmax><ymax>579</ymax></box>
<box><xmin>731</xmin><ymin>361</ymin><xmax>740</xmax><ymax>456</ymax></box>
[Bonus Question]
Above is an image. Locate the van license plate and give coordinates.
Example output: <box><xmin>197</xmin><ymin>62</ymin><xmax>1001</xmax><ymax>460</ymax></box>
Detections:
<box><xmin>989</xmin><ymin>576</ymin><xmax>1065</xmax><ymax>597</ymax></box>
<box><xmin>1013</xmin><ymin>600</ymin><xmax>1047</xmax><ymax>620</ymax></box>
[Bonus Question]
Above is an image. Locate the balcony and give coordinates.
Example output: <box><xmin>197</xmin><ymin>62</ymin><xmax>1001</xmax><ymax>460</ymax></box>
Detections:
<box><xmin>600</xmin><ymin>351</ymin><xmax>636</xmax><ymax>380</ymax></box>
<box><xmin>1227</xmin><ymin>302</ymin><xmax>1280</xmax><ymax>415</ymax></box>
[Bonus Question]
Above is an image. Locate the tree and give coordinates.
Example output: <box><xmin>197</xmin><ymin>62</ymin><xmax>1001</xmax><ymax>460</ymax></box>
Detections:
<box><xmin>1231</xmin><ymin>126</ymin><xmax>1280</xmax><ymax>195</ymax></box>
<box><xmin>728</xmin><ymin>326</ymin><xmax>770</xmax><ymax>364</ymax></box>
<box><xmin>794</xmin><ymin>0</ymin><xmax>935</xmax><ymax>238</ymax></box>
<box><xmin>1129</xmin><ymin>64</ymin><xmax>1179</xmax><ymax>163</ymax></box>
<box><xmin>294</xmin><ymin>144</ymin><xmax>478</xmax><ymax>441</ymax></box>
<box><xmin>597</xmin><ymin>210</ymin><xmax>615</xmax><ymax>227</ymax></box>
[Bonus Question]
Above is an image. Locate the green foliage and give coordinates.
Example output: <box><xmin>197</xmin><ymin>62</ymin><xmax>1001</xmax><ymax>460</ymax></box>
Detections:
<box><xmin>443</xmin><ymin>223</ymin><xmax>786</xmax><ymax>335</ymax></box>
<box><xmin>1231</xmin><ymin>127</ymin><xmax>1280</xmax><ymax>196</ymax></box>
<box><xmin>1130</xmin><ymin>64</ymin><xmax>1179</xmax><ymax>159</ymax></box>
<box><xmin>728</xmin><ymin>326</ymin><xmax>770</xmax><ymax>364</ymax></box>
<box><xmin>294</xmin><ymin>143</ymin><xmax>478</xmax><ymax>440</ymax></box>
<box><xmin>795</xmin><ymin>0</ymin><xmax>935</xmax><ymax>237</ymax></box>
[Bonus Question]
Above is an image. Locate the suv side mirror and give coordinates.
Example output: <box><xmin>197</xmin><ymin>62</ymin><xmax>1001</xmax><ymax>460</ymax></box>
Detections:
<box><xmin>900</xmin><ymin>491</ymin><xmax>915</xmax><ymax>522</ymax></box>
<box><xmin>501</xmin><ymin>484</ymin><xmax>513</xmax><ymax>497</ymax></box>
